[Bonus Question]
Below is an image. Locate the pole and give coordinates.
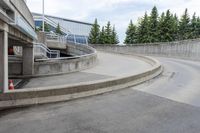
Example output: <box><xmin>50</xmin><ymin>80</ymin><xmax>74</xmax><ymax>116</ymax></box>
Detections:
<box><xmin>42</xmin><ymin>0</ymin><xmax>45</xmax><ymax>32</ymax></box>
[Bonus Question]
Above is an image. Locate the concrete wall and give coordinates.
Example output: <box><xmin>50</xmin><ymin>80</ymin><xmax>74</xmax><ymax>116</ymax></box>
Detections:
<box><xmin>9</xmin><ymin>61</ymin><xmax>22</xmax><ymax>75</ymax></box>
<box><xmin>34</xmin><ymin>54</ymin><xmax>97</xmax><ymax>76</ymax></box>
<box><xmin>66</xmin><ymin>43</ymin><xmax>96</xmax><ymax>56</ymax></box>
<box><xmin>10</xmin><ymin>0</ymin><xmax>35</xmax><ymax>28</ymax></box>
<box><xmin>92</xmin><ymin>39</ymin><xmax>200</xmax><ymax>61</ymax></box>
<box><xmin>9</xmin><ymin>43</ymin><xmax>97</xmax><ymax>77</ymax></box>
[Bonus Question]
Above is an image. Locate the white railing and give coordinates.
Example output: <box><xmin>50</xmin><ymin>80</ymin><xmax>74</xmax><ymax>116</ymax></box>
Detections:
<box><xmin>45</xmin><ymin>33</ymin><xmax>88</xmax><ymax>45</ymax></box>
<box><xmin>34</xmin><ymin>43</ymin><xmax>60</xmax><ymax>59</ymax></box>
<box><xmin>45</xmin><ymin>33</ymin><xmax>67</xmax><ymax>44</ymax></box>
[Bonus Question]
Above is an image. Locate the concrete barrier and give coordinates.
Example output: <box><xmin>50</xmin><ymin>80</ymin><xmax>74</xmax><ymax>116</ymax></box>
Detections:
<box><xmin>33</xmin><ymin>53</ymin><xmax>97</xmax><ymax>76</ymax></box>
<box><xmin>0</xmin><ymin>54</ymin><xmax>162</xmax><ymax>110</ymax></box>
<box><xmin>9</xmin><ymin>43</ymin><xmax>97</xmax><ymax>78</ymax></box>
<box><xmin>92</xmin><ymin>39</ymin><xmax>200</xmax><ymax>61</ymax></box>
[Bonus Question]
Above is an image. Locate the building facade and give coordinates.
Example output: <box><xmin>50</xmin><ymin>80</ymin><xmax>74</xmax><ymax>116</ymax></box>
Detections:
<box><xmin>32</xmin><ymin>13</ymin><xmax>93</xmax><ymax>44</ymax></box>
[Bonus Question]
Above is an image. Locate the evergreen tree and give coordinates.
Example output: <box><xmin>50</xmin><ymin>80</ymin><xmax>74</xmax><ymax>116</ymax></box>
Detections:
<box><xmin>196</xmin><ymin>17</ymin><xmax>200</xmax><ymax>38</ymax></box>
<box><xmin>55</xmin><ymin>23</ymin><xmax>62</xmax><ymax>35</ymax></box>
<box><xmin>158</xmin><ymin>12</ymin><xmax>166</xmax><ymax>42</ymax></box>
<box><xmin>171</xmin><ymin>14</ymin><xmax>179</xmax><ymax>40</ymax></box>
<box><xmin>111</xmin><ymin>26</ymin><xmax>119</xmax><ymax>44</ymax></box>
<box><xmin>39</xmin><ymin>22</ymin><xmax>50</xmax><ymax>32</ymax></box>
<box><xmin>104</xmin><ymin>21</ymin><xmax>112</xmax><ymax>44</ymax></box>
<box><xmin>149</xmin><ymin>6</ymin><xmax>159</xmax><ymax>42</ymax></box>
<box><xmin>99</xmin><ymin>27</ymin><xmax>106</xmax><ymax>44</ymax></box>
<box><xmin>137</xmin><ymin>12</ymin><xmax>150</xmax><ymax>43</ymax></box>
<box><xmin>88</xmin><ymin>18</ymin><xmax>100</xmax><ymax>44</ymax></box>
<box><xmin>162</xmin><ymin>10</ymin><xmax>174</xmax><ymax>42</ymax></box>
<box><xmin>124</xmin><ymin>20</ymin><xmax>137</xmax><ymax>44</ymax></box>
<box><xmin>190</xmin><ymin>13</ymin><xmax>198</xmax><ymax>39</ymax></box>
<box><xmin>179</xmin><ymin>8</ymin><xmax>190</xmax><ymax>40</ymax></box>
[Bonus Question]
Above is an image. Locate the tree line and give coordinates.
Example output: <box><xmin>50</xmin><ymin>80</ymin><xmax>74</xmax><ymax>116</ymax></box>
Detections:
<box><xmin>88</xmin><ymin>19</ymin><xmax>119</xmax><ymax>44</ymax></box>
<box><xmin>89</xmin><ymin>6</ymin><xmax>200</xmax><ymax>45</ymax></box>
<box><xmin>124</xmin><ymin>6</ymin><xmax>200</xmax><ymax>44</ymax></box>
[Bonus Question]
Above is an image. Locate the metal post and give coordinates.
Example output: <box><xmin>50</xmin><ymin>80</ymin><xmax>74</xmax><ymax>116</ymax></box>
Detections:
<box><xmin>42</xmin><ymin>0</ymin><xmax>45</xmax><ymax>32</ymax></box>
<box><xmin>85</xmin><ymin>36</ymin><xmax>88</xmax><ymax>45</ymax></box>
<box><xmin>74</xmin><ymin>34</ymin><xmax>76</xmax><ymax>44</ymax></box>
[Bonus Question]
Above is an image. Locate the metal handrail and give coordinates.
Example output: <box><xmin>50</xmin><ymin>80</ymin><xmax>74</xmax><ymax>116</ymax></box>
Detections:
<box><xmin>34</xmin><ymin>43</ymin><xmax>60</xmax><ymax>59</ymax></box>
<box><xmin>35</xmin><ymin>16</ymin><xmax>71</xmax><ymax>34</ymax></box>
<box><xmin>46</xmin><ymin>33</ymin><xmax>88</xmax><ymax>45</ymax></box>
<box><xmin>35</xmin><ymin>43</ymin><xmax>97</xmax><ymax>62</ymax></box>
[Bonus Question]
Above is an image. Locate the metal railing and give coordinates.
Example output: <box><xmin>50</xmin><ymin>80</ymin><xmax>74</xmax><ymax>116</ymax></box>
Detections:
<box><xmin>35</xmin><ymin>43</ymin><xmax>97</xmax><ymax>62</ymax></box>
<box><xmin>45</xmin><ymin>33</ymin><xmax>88</xmax><ymax>45</ymax></box>
<box><xmin>34</xmin><ymin>16</ymin><xmax>70</xmax><ymax>34</ymax></box>
<box><xmin>34</xmin><ymin>43</ymin><xmax>60</xmax><ymax>59</ymax></box>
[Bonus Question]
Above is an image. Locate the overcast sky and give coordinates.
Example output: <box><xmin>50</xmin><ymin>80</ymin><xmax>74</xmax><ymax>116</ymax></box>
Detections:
<box><xmin>27</xmin><ymin>0</ymin><xmax>200</xmax><ymax>43</ymax></box>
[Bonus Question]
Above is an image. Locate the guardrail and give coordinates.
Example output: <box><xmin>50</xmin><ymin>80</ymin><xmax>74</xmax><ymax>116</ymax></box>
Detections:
<box><xmin>45</xmin><ymin>33</ymin><xmax>88</xmax><ymax>45</ymax></box>
<box><xmin>34</xmin><ymin>43</ymin><xmax>60</xmax><ymax>59</ymax></box>
<box><xmin>35</xmin><ymin>43</ymin><xmax>96</xmax><ymax>61</ymax></box>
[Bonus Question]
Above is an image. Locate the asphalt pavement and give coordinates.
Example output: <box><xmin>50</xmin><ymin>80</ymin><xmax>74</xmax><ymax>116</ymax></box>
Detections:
<box><xmin>1</xmin><ymin>56</ymin><xmax>200</xmax><ymax>133</ymax></box>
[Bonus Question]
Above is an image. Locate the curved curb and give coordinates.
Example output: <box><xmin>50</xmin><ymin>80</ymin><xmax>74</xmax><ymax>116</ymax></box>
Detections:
<box><xmin>0</xmin><ymin>54</ymin><xmax>163</xmax><ymax>110</ymax></box>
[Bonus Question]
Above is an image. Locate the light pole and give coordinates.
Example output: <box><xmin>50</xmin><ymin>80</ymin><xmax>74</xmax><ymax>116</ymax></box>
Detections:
<box><xmin>42</xmin><ymin>0</ymin><xmax>45</xmax><ymax>32</ymax></box>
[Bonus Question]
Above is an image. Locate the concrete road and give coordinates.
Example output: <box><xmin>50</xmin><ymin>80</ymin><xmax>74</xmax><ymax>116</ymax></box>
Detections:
<box><xmin>22</xmin><ymin>52</ymin><xmax>151</xmax><ymax>88</ymax></box>
<box><xmin>1</xmin><ymin>57</ymin><xmax>200</xmax><ymax>133</ymax></box>
<box><xmin>134</xmin><ymin>57</ymin><xmax>200</xmax><ymax>107</ymax></box>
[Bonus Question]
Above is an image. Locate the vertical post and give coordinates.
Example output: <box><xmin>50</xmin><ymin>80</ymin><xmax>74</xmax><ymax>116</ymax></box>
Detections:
<box><xmin>74</xmin><ymin>34</ymin><xmax>76</xmax><ymax>44</ymax></box>
<box><xmin>85</xmin><ymin>36</ymin><xmax>88</xmax><ymax>45</ymax></box>
<box><xmin>42</xmin><ymin>0</ymin><xmax>45</xmax><ymax>32</ymax></box>
<box><xmin>23</xmin><ymin>46</ymin><xmax>34</xmax><ymax>75</ymax></box>
<box><xmin>0</xmin><ymin>31</ymin><xmax>8</xmax><ymax>93</ymax></box>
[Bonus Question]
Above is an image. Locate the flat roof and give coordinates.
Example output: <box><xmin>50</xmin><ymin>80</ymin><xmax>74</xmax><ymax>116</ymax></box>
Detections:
<box><xmin>32</xmin><ymin>12</ymin><xmax>93</xmax><ymax>26</ymax></box>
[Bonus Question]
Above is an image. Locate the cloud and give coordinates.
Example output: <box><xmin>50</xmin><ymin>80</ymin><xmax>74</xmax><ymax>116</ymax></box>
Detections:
<box><xmin>27</xmin><ymin>0</ymin><xmax>200</xmax><ymax>43</ymax></box>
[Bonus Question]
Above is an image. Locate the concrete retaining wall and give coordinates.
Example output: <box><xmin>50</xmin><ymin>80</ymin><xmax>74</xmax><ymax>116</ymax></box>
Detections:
<box><xmin>0</xmin><ymin>54</ymin><xmax>162</xmax><ymax>110</ymax></box>
<box><xmin>34</xmin><ymin>54</ymin><xmax>97</xmax><ymax>76</ymax></box>
<box><xmin>9</xmin><ymin>44</ymin><xmax>97</xmax><ymax>78</ymax></box>
<box><xmin>92</xmin><ymin>39</ymin><xmax>200</xmax><ymax>61</ymax></box>
<box><xmin>67</xmin><ymin>43</ymin><xmax>96</xmax><ymax>56</ymax></box>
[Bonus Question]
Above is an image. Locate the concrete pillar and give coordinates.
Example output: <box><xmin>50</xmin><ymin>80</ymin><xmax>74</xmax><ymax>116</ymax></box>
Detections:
<box><xmin>36</xmin><ymin>32</ymin><xmax>46</xmax><ymax>45</ymax></box>
<box><xmin>23</xmin><ymin>45</ymin><xmax>34</xmax><ymax>75</ymax></box>
<box><xmin>0</xmin><ymin>31</ymin><xmax>8</xmax><ymax>93</ymax></box>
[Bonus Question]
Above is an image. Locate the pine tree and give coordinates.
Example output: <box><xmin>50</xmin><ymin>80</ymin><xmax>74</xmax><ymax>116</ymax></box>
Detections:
<box><xmin>162</xmin><ymin>10</ymin><xmax>174</xmax><ymax>42</ymax></box>
<box><xmin>55</xmin><ymin>23</ymin><xmax>62</xmax><ymax>35</ymax></box>
<box><xmin>124</xmin><ymin>20</ymin><xmax>137</xmax><ymax>44</ymax></box>
<box><xmin>111</xmin><ymin>26</ymin><xmax>119</xmax><ymax>44</ymax></box>
<box><xmin>190</xmin><ymin>13</ymin><xmax>198</xmax><ymax>39</ymax></box>
<box><xmin>149</xmin><ymin>6</ymin><xmax>159</xmax><ymax>42</ymax></box>
<box><xmin>137</xmin><ymin>12</ymin><xmax>150</xmax><ymax>43</ymax></box>
<box><xmin>179</xmin><ymin>8</ymin><xmax>190</xmax><ymax>40</ymax></box>
<box><xmin>99</xmin><ymin>27</ymin><xmax>106</xmax><ymax>44</ymax></box>
<box><xmin>158</xmin><ymin>12</ymin><xmax>166</xmax><ymax>42</ymax></box>
<box><xmin>39</xmin><ymin>22</ymin><xmax>50</xmax><ymax>32</ymax></box>
<box><xmin>104</xmin><ymin>21</ymin><xmax>112</xmax><ymax>44</ymax></box>
<box><xmin>171</xmin><ymin>14</ymin><xmax>179</xmax><ymax>41</ymax></box>
<box><xmin>196</xmin><ymin>17</ymin><xmax>200</xmax><ymax>38</ymax></box>
<box><xmin>88</xmin><ymin>18</ymin><xmax>100</xmax><ymax>44</ymax></box>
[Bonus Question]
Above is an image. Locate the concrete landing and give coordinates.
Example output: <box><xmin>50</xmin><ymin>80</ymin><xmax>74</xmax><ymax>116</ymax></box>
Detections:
<box><xmin>22</xmin><ymin>52</ymin><xmax>152</xmax><ymax>89</ymax></box>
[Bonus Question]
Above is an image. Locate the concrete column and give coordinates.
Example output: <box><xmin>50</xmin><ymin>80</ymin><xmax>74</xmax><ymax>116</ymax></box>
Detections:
<box><xmin>36</xmin><ymin>32</ymin><xmax>46</xmax><ymax>45</ymax></box>
<box><xmin>0</xmin><ymin>31</ymin><xmax>8</xmax><ymax>93</ymax></box>
<box><xmin>23</xmin><ymin>45</ymin><xmax>34</xmax><ymax>75</ymax></box>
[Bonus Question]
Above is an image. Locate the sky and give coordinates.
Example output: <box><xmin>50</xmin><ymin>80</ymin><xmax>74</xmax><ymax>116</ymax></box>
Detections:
<box><xmin>27</xmin><ymin>0</ymin><xmax>200</xmax><ymax>43</ymax></box>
